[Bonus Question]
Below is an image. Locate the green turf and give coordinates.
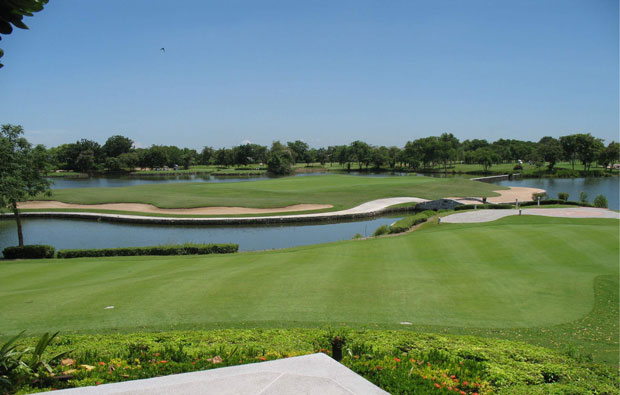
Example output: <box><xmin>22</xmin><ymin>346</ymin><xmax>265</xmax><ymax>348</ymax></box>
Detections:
<box><xmin>34</xmin><ymin>174</ymin><xmax>504</xmax><ymax>210</ymax></box>
<box><xmin>1</xmin><ymin>216</ymin><xmax>617</xmax><ymax>364</ymax></box>
<box><xmin>45</xmin><ymin>171</ymin><xmax>88</xmax><ymax>177</ymax></box>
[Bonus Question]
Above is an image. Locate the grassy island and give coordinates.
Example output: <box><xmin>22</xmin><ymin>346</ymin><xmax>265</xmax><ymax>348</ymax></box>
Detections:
<box><xmin>33</xmin><ymin>175</ymin><xmax>505</xmax><ymax>211</ymax></box>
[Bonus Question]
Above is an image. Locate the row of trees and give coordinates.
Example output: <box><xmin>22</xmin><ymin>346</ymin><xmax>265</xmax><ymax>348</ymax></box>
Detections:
<box><xmin>48</xmin><ymin>133</ymin><xmax>619</xmax><ymax>175</ymax></box>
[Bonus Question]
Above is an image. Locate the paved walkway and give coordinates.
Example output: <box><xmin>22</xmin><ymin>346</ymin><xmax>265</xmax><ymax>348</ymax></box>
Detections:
<box><xmin>6</xmin><ymin>197</ymin><xmax>428</xmax><ymax>225</ymax></box>
<box><xmin>441</xmin><ymin>207</ymin><xmax>620</xmax><ymax>223</ymax></box>
<box><xmin>38</xmin><ymin>353</ymin><xmax>388</xmax><ymax>395</ymax></box>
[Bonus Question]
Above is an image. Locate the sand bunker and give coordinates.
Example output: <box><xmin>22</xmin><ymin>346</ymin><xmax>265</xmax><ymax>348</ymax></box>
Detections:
<box><xmin>447</xmin><ymin>187</ymin><xmax>546</xmax><ymax>205</ymax></box>
<box><xmin>486</xmin><ymin>187</ymin><xmax>546</xmax><ymax>203</ymax></box>
<box><xmin>17</xmin><ymin>201</ymin><xmax>333</xmax><ymax>215</ymax></box>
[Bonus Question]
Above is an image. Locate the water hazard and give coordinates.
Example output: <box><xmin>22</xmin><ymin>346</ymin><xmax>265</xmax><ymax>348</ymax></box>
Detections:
<box><xmin>0</xmin><ymin>215</ymin><xmax>402</xmax><ymax>254</ymax></box>
<box><xmin>490</xmin><ymin>177</ymin><xmax>619</xmax><ymax>210</ymax></box>
<box><xmin>46</xmin><ymin>171</ymin><xmax>419</xmax><ymax>189</ymax></box>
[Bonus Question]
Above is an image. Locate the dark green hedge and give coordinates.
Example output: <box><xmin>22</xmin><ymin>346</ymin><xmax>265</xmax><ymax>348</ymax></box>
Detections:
<box><xmin>520</xmin><ymin>199</ymin><xmax>593</xmax><ymax>207</ymax></box>
<box><xmin>56</xmin><ymin>243</ymin><xmax>238</xmax><ymax>259</ymax></box>
<box><xmin>2</xmin><ymin>245</ymin><xmax>55</xmax><ymax>259</ymax></box>
<box><xmin>388</xmin><ymin>210</ymin><xmax>436</xmax><ymax>234</ymax></box>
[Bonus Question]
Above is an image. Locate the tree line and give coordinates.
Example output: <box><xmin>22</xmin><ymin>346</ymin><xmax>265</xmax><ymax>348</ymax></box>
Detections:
<box><xmin>47</xmin><ymin>133</ymin><xmax>619</xmax><ymax>175</ymax></box>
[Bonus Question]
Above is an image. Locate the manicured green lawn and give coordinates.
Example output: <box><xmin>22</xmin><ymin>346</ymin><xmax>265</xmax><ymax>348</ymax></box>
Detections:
<box><xmin>35</xmin><ymin>174</ymin><xmax>505</xmax><ymax>210</ymax></box>
<box><xmin>1</xmin><ymin>216</ymin><xmax>617</xmax><ymax>363</ymax></box>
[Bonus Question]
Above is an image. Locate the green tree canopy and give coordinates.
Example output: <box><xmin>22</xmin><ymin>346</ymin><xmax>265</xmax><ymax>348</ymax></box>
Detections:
<box><xmin>536</xmin><ymin>136</ymin><xmax>563</xmax><ymax>171</ymax></box>
<box><xmin>574</xmin><ymin>133</ymin><xmax>604</xmax><ymax>171</ymax></box>
<box><xmin>0</xmin><ymin>124</ymin><xmax>51</xmax><ymax>246</ymax></box>
<box><xmin>598</xmin><ymin>141</ymin><xmax>620</xmax><ymax>172</ymax></box>
<box><xmin>559</xmin><ymin>134</ymin><xmax>579</xmax><ymax>170</ymax></box>
<box><xmin>286</xmin><ymin>140</ymin><xmax>309</xmax><ymax>163</ymax></box>
<box><xmin>474</xmin><ymin>147</ymin><xmax>500</xmax><ymax>171</ymax></box>
<box><xmin>267</xmin><ymin>141</ymin><xmax>294</xmax><ymax>175</ymax></box>
<box><xmin>103</xmin><ymin>135</ymin><xmax>134</xmax><ymax>158</ymax></box>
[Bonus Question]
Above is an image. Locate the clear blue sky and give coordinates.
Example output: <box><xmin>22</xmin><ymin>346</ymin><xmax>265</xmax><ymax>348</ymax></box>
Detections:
<box><xmin>0</xmin><ymin>0</ymin><xmax>617</xmax><ymax>149</ymax></box>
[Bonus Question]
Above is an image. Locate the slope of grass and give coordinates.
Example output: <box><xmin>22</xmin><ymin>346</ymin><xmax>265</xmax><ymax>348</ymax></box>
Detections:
<box><xmin>35</xmin><ymin>174</ymin><xmax>504</xmax><ymax>210</ymax></box>
<box><xmin>1</xmin><ymin>216</ymin><xmax>617</xmax><ymax>364</ymax></box>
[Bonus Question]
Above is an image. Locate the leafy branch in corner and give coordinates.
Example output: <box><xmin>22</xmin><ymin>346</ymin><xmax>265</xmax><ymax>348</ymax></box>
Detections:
<box><xmin>0</xmin><ymin>0</ymin><xmax>49</xmax><ymax>68</ymax></box>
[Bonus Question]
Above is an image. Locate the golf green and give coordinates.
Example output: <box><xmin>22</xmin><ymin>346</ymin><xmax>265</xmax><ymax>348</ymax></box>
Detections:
<box><xmin>36</xmin><ymin>174</ymin><xmax>504</xmax><ymax>210</ymax></box>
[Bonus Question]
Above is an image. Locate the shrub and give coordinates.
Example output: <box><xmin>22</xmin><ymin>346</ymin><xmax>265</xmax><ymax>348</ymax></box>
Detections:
<box><xmin>593</xmin><ymin>195</ymin><xmax>608</xmax><ymax>208</ymax></box>
<box><xmin>352</xmin><ymin>233</ymin><xmax>363</xmax><ymax>240</ymax></box>
<box><xmin>388</xmin><ymin>210</ymin><xmax>435</xmax><ymax>234</ymax></box>
<box><xmin>579</xmin><ymin>191</ymin><xmax>588</xmax><ymax>203</ymax></box>
<box><xmin>2</xmin><ymin>245</ymin><xmax>55</xmax><ymax>259</ymax></box>
<box><xmin>373</xmin><ymin>225</ymin><xmax>389</xmax><ymax>237</ymax></box>
<box><xmin>557</xmin><ymin>192</ymin><xmax>569</xmax><ymax>201</ymax></box>
<box><xmin>513</xmin><ymin>164</ymin><xmax>523</xmax><ymax>170</ymax></box>
<box><xmin>56</xmin><ymin>243</ymin><xmax>238</xmax><ymax>259</ymax></box>
<box><xmin>520</xmin><ymin>200</ymin><xmax>593</xmax><ymax>207</ymax></box>
<box><xmin>531</xmin><ymin>192</ymin><xmax>547</xmax><ymax>201</ymax></box>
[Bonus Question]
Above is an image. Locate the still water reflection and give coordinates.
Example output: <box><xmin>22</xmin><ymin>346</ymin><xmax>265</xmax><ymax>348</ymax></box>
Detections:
<box><xmin>0</xmin><ymin>215</ymin><xmax>402</xmax><ymax>254</ymax></box>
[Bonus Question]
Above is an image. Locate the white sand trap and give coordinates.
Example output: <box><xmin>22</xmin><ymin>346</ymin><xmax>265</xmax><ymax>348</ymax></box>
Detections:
<box><xmin>446</xmin><ymin>187</ymin><xmax>546</xmax><ymax>205</ymax></box>
<box><xmin>17</xmin><ymin>201</ymin><xmax>333</xmax><ymax>215</ymax></box>
<box><xmin>486</xmin><ymin>187</ymin><xmax>546</xmax><ymax>203</ymax></box>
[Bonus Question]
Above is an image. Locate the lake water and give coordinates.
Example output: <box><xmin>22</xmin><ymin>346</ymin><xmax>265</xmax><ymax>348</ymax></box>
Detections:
<box><xmin>491</xmin><ymin>177</ymin><xmax>619</xmax><ymax>210</ymax></box>
<box><xmin>46</xmin><ymin>171</ymin><xmax>417</xmax><ymax>189</ymax></box>
<box><xmin>48</xmin><ymin>174</ymin><xmax>273</xmax><ymax>189</ymax></box>
<box><xmin>0</xmin><ymin>215</ymin><xmax>401</xmax><ymax>255</ymax></box>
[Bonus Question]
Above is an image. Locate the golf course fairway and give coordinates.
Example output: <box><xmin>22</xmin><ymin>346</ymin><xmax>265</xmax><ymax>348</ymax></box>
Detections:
<box><xmin>1</xmin><ymin>216</ymin><xmax>617</xmax><ymax>365</ymax></box>
<box><xmin>34</xmin><ymin>174</ymin><xmax>505</xmax><ymax>211</ymax></box>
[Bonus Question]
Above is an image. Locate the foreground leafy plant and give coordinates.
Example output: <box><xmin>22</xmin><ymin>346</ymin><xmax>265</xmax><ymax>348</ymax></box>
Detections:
<box><xmin>27</xmin><ymin>332</ymin><xmax>72</xmax><ymax>375</ymax></box>
<box><xmin>0</xmin><ymin>331</ymin><xmax>28</xmax><ymax>386</ymax></box>
<box><xmin>0</xmin><ymin>331</ymin><xmax>71</xmax><ymax>392</ymax></box>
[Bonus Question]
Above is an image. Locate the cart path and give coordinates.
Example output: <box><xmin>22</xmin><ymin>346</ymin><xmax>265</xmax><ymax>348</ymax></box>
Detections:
<box><xmin>441</xmin><ymin>207</ymin><xmax>620</xmax><ymax>223</ymax></box>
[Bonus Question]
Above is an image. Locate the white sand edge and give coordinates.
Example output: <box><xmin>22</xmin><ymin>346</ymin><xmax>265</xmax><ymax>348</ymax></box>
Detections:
<box><xmin>17</xmin><ymin>201</ymin><xmax>333</xmax><ymax>215</ymax></box>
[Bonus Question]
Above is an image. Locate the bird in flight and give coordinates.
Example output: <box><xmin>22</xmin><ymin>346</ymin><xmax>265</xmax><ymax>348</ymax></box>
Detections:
<box><xmin>160</xmin><ymin>47</ymin><xmax>165</xmax><ymax>53</ymax></box>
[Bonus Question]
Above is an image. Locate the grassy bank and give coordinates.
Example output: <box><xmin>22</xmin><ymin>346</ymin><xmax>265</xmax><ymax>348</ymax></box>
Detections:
<box><xmin>34</xmin><ymin>174</ymin><xmax>505</xmax><ymax>210</ymax></box>
<box><xmin>45</xmin><ymin>171</ymin><xmax>88</xmax><ymax>178</ymax></box>
<box><xmin>1</xmin><ymin>216</ymin><xmax>617</xmax><ymax>365</ymax></box>
<box><xmin>416</xmin><ymin>161</ymin><xmax>618</xmax><ymax>178</ymax></box>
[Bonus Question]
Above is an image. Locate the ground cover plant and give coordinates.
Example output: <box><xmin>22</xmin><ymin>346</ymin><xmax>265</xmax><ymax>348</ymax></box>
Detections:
<box><xmin>31</xmin><ymin>175</ymin><xmax>504</xmax><ymax>211</ymax></box>
<box><xmin>0</xmin><ymin>216</ymin><xmax>617</xmax><ymax>367</ymax></box>
<box><xmin>3</xmin><ymin>329</ymin><xmax>617</xmax><ymax>394</ymax></box>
